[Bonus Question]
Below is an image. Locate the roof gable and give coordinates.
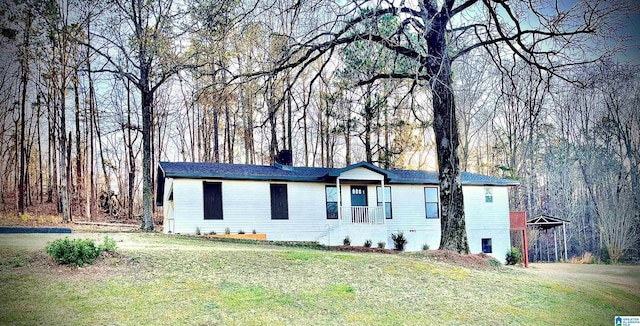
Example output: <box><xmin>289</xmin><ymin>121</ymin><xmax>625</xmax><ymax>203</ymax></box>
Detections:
<box><xmin>328</xmin><ymin>161</ymin><xmax>397</xmax><ymax>179</ymax></box>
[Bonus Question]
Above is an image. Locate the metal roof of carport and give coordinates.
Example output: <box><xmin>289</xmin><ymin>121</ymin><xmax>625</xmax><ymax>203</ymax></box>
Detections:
<box><xmin>527</xmin><ymin>214</ymin><xmax>570</xmax><ymax>230</ymax></box>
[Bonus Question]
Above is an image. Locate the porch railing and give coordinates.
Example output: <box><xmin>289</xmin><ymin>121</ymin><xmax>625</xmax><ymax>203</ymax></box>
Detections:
<box><xmin>340</xmin><ymin>206</ymin><xmax>385</xmax><ymax>224</ymax></box>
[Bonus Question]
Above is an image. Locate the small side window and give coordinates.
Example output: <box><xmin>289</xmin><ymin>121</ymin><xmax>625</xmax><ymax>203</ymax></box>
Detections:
<box><xmin>424</xmin><ymin>187</ymin><xmax>439</xmax><ymax>219</ymax></box>
<box><xmin>326</xmin><ymin>186</ymin><xmax>338</xmax><ymax>219</ymax></box>
<box><xmin>485</xmin><ymin>188</ymin><xmax>493</xmax><ymax>203</ymax></box>
<box><xmin>482</xmin><ymin>238</ymin><xmax>492</xmax><ymax>253</ymax></box>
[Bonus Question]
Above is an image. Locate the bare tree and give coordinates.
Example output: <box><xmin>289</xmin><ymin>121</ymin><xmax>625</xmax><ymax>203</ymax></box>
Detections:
<box><xmin>259</xmin><ymin>0</ymin><xmax>627</xmax><ymax>252</ymax></box>
<box><xmin>85</xmin><ymin>0</ymin><xmax>194</xmax><ymax>230</ymax></box>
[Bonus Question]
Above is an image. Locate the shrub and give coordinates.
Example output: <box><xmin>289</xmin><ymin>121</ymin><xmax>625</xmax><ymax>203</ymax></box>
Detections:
<box><xmin>209</xmin><ymin>231</ymin><xmax>217</xmax><ymax>235</ymax></box>
<box><xmin>505</xmin><ymin>247</ymin><xmax>522</xmax><ymax>265</ymax></box>
<box><xmin>391</xmin><ymin>232</ymin><xmax>407</xmax><ymax>251</ymax></box>
<box><xmin>582</xmin><ymin>252</ymin><xmax>594</xmax><ymax>264</ymax></box>
<box><xmin>252</xmin><ymin>229</ymin><xmax>257</xmax><ymax>234</ymax></box>
<box><xmin>343</xmin><ymin>236</ymin><xmax>351</xmax><ymax>246</ymax></box>
<box><xmin>422</xmin><ymin>243</ymin><xmax>430</xmax><ymax>251</ymax></box>
<box><xmin>195</xmin><ymin>227</ymin><xmax>201</xmax><ymax>235</ymax></box>
<box><xmin>224</xmin><ymin>227</ymin><xmax>231</xmax><ymax>235</ymax></box>
<box><xmin>377</xmin><ymin>241</ymin><xmax>386</xmax><ymax>249</ymax></box>
<box><xmin>46</xmin><ymin>237</ymin><xmax>103</xmax><ymax>267</ymax></box>
<box><xmin>238</xmin><ymin>230</ymin><xmax>245</xmax><ymax>234</ymax></box>
<box><xmin>102</xmin><ymin>236</ymin><xmax>117</xmax><ymax>253</ymax></box>
<box><xmin>488</xmin><ymin>258</ymin><xmax>502</xmax><ymax>268</ymax></box>
<box><xmin>364</xmin><ymin>239</ymin><xmax>372</xmax><ymax>248</ymax></box>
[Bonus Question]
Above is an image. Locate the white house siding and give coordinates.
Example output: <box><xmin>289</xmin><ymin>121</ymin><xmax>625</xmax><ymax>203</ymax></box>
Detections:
<box><xmin>167</xmin><ymin>176</ymin><xmax>511</xmax><ymax>260</ymax></box>
<box><xmin>463</xmin><ymin>186</ymin><xmax>511</xmax><ymax>263</ymax></box>
<box><xmin>169</xmin><ymin>178</ymin><xmax>339</xmax><ymax>240</ymax></box>
<box><xmin>162</xmin><ymin>178</ymin><xmax>175</xmax><ymax>233</ymax></box>
<box><xmin>332</xmin><ymin>183</ymin><xmax>440</xmax><ymax>250</ymax></box>
<box><xmin>385</xmin><ymin>185</ymin><xmax>441</xmax><ymax>251</ymax></box>
<box><xmin>325</xmin><ymin>224</ymin><xmax>387</xmax><ymax>247</ymax></box>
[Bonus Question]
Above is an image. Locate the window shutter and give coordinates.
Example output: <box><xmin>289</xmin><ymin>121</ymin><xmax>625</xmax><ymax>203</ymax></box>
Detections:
<box><xmin>270</xmin><ymin>184</ymin><xmax>289</xmax><ymax>220</ymax></box>
<box><xmin>203</xmin><ymin>182</ymin><xmax>223</xmax><ymax>220</ymax></box>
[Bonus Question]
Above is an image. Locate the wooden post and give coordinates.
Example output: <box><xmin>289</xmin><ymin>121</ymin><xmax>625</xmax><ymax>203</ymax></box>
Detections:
<box><xmin>563</xmin><ymin>222</ymin><xmax>568</xmax><ymax>262</ymax></box>
<box><xmin>546</xmin><ymin>230</ymin><xmax>550</xmax><ymax>262</ymax></box>
<box><xmin>554</xmin><ymin>228</ymin><xmax>558</xmax><ymax>262</ymax></box>
<box><xmin>523</xmin><ymin>229</ymin><xmax>529</xmax><ymax>267</ymax></box>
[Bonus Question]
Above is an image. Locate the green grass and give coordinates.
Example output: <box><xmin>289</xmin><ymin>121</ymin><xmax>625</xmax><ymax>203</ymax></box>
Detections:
<box><xmin>0</xmin><ymin>233</ymin><xmax>638</xmax><ymax>325</ymax></box>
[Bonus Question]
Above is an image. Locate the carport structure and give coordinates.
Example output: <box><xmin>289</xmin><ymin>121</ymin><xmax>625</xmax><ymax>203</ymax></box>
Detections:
<box><xmin>527</xmin><ymin>214</ymin><xmax>570</xmax><ymax>262</ymax></box>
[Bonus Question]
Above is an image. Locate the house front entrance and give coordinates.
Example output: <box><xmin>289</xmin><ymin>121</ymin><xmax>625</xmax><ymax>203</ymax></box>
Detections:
<box><xmin>350</xmin><ymin>186</ymin><xmax>367</xmax><ymax>206</ymax></box>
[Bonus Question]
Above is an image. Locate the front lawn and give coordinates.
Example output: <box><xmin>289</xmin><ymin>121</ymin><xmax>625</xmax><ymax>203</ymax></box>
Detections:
<box><xmin>0</xmin><ymin>233</ymin><xmax>638</xmax><ymax>325</ymax></box>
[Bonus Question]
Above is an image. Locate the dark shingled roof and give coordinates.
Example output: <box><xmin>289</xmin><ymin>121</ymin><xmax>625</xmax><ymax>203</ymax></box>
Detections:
<box><xmin>159</xmin><ymin>161</ymin><xmax>518</xmax><ymax>184</ymax></box>
<box><xmin>156</xmin><ymin>161</ymin><xmax>518</xmax><ymax>205</ymax></box>
<box><xmin>158</xmin><ymin>162</ymin><xmax>334</xmax><ymax>182</ymax></box>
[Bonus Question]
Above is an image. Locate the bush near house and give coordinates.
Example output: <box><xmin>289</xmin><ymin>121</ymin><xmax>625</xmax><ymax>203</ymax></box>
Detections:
<box><xmin>505</xmin><ymin>247</ymin><xmax>522</xmax><ymax>265</ymax></box>
<box><xmin>391</xmin><ymin>232</ymin><xmax>407</xmax><ymax>251</ymax></box>
<box><xmin>45</xmin><ymin>236</ymin><xmax>117</xmax><ymax>267</ymax></box>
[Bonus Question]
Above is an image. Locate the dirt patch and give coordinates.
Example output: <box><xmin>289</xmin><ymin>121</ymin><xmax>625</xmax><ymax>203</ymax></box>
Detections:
<box><xmin>2</xmin><ymin>248</ymin><xmax>136</xmax><ymax>280</ymax></box>
<box><xmin>528</xmin><ymin>263</ymin><xmax>640</xmax><ymax>292</ymax></box>
<box><xmin>334</xmin><ymin>245</ymin><xmax>398</xmax><ymax>254</ymax></box>
<box><xmin>406</xmin><ymin>250</ymin><xmax>501</xmax><ymax>269</ymax></box>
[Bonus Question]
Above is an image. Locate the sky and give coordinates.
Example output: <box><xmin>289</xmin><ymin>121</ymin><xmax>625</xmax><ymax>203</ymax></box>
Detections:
<box><xmin>616</xmin><ymin>6</ymin><xmax>640</xmax><ymax>64</ymax></box>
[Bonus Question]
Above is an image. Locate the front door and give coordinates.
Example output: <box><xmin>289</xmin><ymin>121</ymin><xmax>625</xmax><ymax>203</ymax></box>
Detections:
<box><xmin>351</xmin><ymin>186</ymin><xmax>367</xmax><ymax>206</ymax></box>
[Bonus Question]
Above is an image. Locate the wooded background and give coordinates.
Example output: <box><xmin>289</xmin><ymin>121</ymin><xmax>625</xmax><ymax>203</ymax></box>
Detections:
<box><xmin>1</xmin><ymin>0</ymin><xmax>638</xmax><ymax>262</ymax></box>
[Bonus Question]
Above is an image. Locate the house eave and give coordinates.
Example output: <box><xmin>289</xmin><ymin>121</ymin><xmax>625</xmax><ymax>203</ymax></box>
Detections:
<box><xmin>165</xmin><ymin>172</ymin><xmax>329</xmax><ymax>183</ymax></box>
<box><xmin>386</xmin><ymin>179</ymin><xmax>518</xmax><ymax>186</ymax></box>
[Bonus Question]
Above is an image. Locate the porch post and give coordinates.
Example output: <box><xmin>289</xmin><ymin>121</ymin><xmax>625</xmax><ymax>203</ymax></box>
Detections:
<box><xmin>381</xmin><ymin>177</ymin><xmax>385</xmax><ymax>224</ymax></box>
<box><xmin>337</xmin><ymin>177</ymin><xmax>341</xmax><ymax>224</ymax></box>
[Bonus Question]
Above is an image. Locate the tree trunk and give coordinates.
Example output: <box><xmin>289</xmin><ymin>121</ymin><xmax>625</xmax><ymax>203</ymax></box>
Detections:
<box><xmin>303</xmin><ymin>101</ymin><xmax>308</xmax><ymax>166</ymax></box>
<box><xmin>213</xmin><ymin>105</ymin><xmax>220</xmax><ymax>162</ymax></box>
<box><xmin>225</xmin><ymin>100</ymin><xmax>233</xmax><ymax>163</ymax></box>
<box><xmin>364</xmin><ymin>94</ymin><xmax>373</xmax><ymax>163</ymax></box>
<box><xmin>428</xmin><ymin>21</ymin><xmax>469</xmax><ymax>253</ymax></box>
<box><xmin>67</xmin><ymin>131</ymin><xmax>73</xmax><ymax>218</ymax></box>
<box><xmin>74</xmin><ymin>69</ymin><xmax>82</xmax><ymax>195</ymax></box>
<box><xmin>86</xmin><ymin>20</ymin><xmax>96</xmax><ymax>219</ymax></box>
<box><xmin>141</xmin><ymin>80</ymin><xmax>154</xmax><ymax>230</ymax></box>
<box><xmin>268</xmin><ymin>81</ymin><xmax>278</xmax><ymax>161</ymax></box>
<box><xmin>37</xmin><ymin>94</ymin><xmax>43</xmax><ymax>203</ymax></box>
<box><xmin>57</xmin><ymin>34</ymin><xmax>71</xmax><ymax>223</ymax></box>
<box><xmin>18</xmin><ymin>10</ymin><xmax>32</xmax><ymax>213</ymax></box>
<box><xmin>287</xmin><ymin>92</ymin><xmax>293</xmax><ymax>154</ymax></box>
<box><xmin>126</xmin><ymin>78</ymin><xmax>135</xmax><ymax>220</ymax></box>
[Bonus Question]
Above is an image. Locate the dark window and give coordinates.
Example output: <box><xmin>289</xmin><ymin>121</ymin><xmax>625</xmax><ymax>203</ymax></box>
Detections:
<box><xmin>485</xmin><ymin>188</ymin><xmax>493</xmax><ymax>203</ymax></box>
<box><xmin>425</xmin><ymin>187</ymin><xmax>439</xmax><ymax>219</ymax></box>
<box><xmin>203</xmin><ymin>182</ymin><xmax>223</xmax><ymax>220</ymax></box>
<box><xmin>376</xmin><ymin>186</ymin><xmax>392</xmax><ymax>219</ymax></box>
<box><xmin>270</xmin><ymin>184</ymin><xmax>289</xmax><ymax>220</ymax></box>
<box><xmin>326</xmin><ymin>186</ymin><xmax>338</xmax><ymax>219</ymax></box>
<box><xmin>482</xmin><ymin>238</ymin><xmax>492</xmax><ymax>253</ymax></box>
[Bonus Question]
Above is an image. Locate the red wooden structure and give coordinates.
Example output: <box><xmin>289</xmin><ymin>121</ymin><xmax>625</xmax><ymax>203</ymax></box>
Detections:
<box><xmin>510</xmin><ymin>211</ymin><xmax>529</xmax><ymax>267</ymax></box>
